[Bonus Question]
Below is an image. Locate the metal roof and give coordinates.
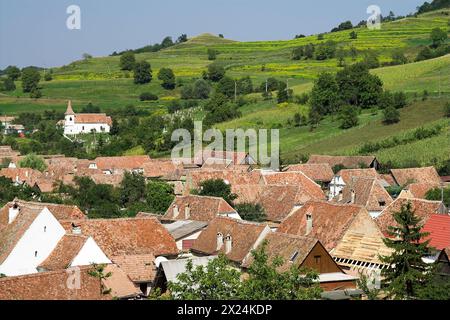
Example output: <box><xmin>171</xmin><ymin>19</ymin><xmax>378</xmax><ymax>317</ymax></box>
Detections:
<box><xmin>160</xmin><ymin>256</ymin><xmax>217</xmax><ymax>283</ymax></box>
<box><xmin>163</xmin><ymin>220</ymin><xmax>208</xmax><ymax>240</ymax></box>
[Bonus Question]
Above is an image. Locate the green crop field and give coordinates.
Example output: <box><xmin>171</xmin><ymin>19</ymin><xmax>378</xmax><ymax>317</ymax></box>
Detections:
<box><xmin>0</xmin><ymin>8</ymin><xmax>448</xmax><ymax>165</ymax></box>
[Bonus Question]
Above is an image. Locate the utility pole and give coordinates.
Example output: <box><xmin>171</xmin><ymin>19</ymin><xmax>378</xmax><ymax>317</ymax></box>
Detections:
<box><xmin>234</xmin><ymin>80</ymin><xmax>237</xmax><ymax>102</ymax></box>
<box><xmin>439</xmin><ymin>68</ymin><xmax>441</xmax><ymax>98</ymax></box>
<box><xmin>265</xmin><ymin>79</ymin><xmax>268</xmax><ymax>94</ymax></box>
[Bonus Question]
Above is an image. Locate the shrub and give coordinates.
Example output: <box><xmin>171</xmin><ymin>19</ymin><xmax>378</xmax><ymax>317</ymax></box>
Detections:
<box><xmin>444</xmin><ymin>102</ymin><xmax>450</xmax><ymax>118</ymax></box>
<box><xmin>383</xmin><ymin>106</ymin><xmax>400</xmax><ymax>124</ymax></box>
<box><xmin>139</xmin><ymin>92</ymin><xmax>158</xmax><ymax>101</ymax></box>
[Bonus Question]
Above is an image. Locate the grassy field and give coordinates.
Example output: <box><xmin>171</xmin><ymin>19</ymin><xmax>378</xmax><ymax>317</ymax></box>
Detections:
<box><xmin>0</xmin><ymin>9</ymin><xmax>448</xmax><ymax>114</ymax></box>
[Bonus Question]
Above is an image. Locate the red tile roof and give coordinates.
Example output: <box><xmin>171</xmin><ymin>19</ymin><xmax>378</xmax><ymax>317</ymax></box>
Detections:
<box><xmin>286</xmin><ymin>163</ymin><xmax>334</xmax><ymax>182</ymax></box>
<box><xmin>337</xmin><ymin>168</ymin><xmax>379</xmax><ymax>184</ymax></box>
<box><xmin>400</xmin><ymin>182</ymin><xmax>439</xmax><ymax>199</ymax></box>
<box><xmin>142</xmin><ymin>159</ymin><xmax>184</xmax><ymax>179</ymax></box>
<box><xmin>94</xmin><ymin>156</ymin><xmax>151</xmax><ymax>171</ymax></box>
<box><xmin>74</xmin><ymin>114</ymin><xmax>112</xmax><ymax>126</ymax></box>
<box><xmin>163</xmin><ymin>195</ymin><xmax>237</xmax><ymax>222</ymax></box>
<box><xmin>0</xmin><ymin>266</ymin><xmax>110</xmax><ymax>300</ymax></box>
<box><xmin>262</xmin><ymin>171</ymin><xmax>325</xmax><ymax>199</ymax></box>
<box><xmin>422</xmin><ymin>214</ymin><xmax>450</xmax><ymax>250</ymax></box>
<box><xmin>277</xmin><ymin>201</ymin><xmax>364</xmax><ymax>251</ymax></box>
<box><xmin>38</xmin><ymin>234</ymin><xmax>89</xmax><ymax>271</ymax></box>
<box><xmin>391</xmin><ymin>166</ymin><xmax>441</xmax><ymax>186</ymax></box>
<box><xmin>375</xmin><ymin>198</ymin><xmax>447</xmax><ymax>234</ymax></box>
<box><xmin>307</xmin><ymin>155</ymin><xmax>376</xmax><ymax>168</ymax></box>
<box><xmin>111</xmin><ymin>253</ymin><xmax>156</xmax><ymax>283</ymax></box>
<box><xmin>60</xmin><ymin>217</ymin><xmax>178</xmax><ymax>258</ymax></box>
<box><xmin>338</xmin><ymin>177</ymin><xmax>393</xmax><ymax>212</ymax></box>
<box><xmin>191</xmin><ymin>217</ymin><xmax>268</xmax><ymax>263</ymax></box>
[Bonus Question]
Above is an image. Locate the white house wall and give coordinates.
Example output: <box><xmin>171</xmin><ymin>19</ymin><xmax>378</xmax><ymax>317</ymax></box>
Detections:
<box><xmin>0</xmin><ymin>208</ymin><xmax>66</xmax><ymax>276</ymax></box>
<box><xmin>70</xmin><ymin>237</ymin><xmax>111</xmax><ymax>266</ymax></box>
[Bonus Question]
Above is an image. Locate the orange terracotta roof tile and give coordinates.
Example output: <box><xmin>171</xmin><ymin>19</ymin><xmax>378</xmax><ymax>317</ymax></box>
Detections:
<box><xmin>60</xmin><ymin>217</ymin><xmax>178</xmax><ymax>257</ymax></box>
<box><xmin>111</xmin><ymin>253</ymin><xmax>156</xmax><ymax>283</ymax></box>
<box><xmin>400</xmin><ymin>182</ymin><xmax>440</xmax><ymax>199</ymax></box>
<box><xmin>142</xmin><ymin>159</ymin><xmax>184</xmax><ymax>179</ymax></box>
<box><xmin>277</xmin><ymin>201</ymin><xmax>364</xmax><ymax>251</ymax></box>
<box><xmin>74</xmin><ymin>113</ymin><xmax>112</xmax><ymax>126</ymax></box>
<box><xmin>391</xmin><ymin>166</ymin><xmax>441</xmax><ymax>186</ymax></box>
<box><xmin>338</xmin><ymin>177</ymin><xmax>393</xmax><ymax>212</ymax></box>
<box><xmin>94</xmin><ymin>156</ymin><xmax>151</xmax><ymax>171</ymax></box>
<box><xmin>422</xmin><ymin>214</ymin><xmax>450</xmax><ymax>250</ymax></box>
<box><xmin>163</xmin><ymin>195</ymin><xmax>237</xmax><ymax>222</ymax></box>
<box><xmin>307</xmin><ymin>155</ymin><xmax>377</xmax><ymax>168</ymax></box>
<box><xmin>337</xmin><ymin>168</ymin><xmax>379</xmax><ymax>184</ymax></box>
<box><xmin>375</xmin><ymin>198</ymin><xmax>447</xmax><ymax>234</ymax></box>
<box><xmin>0</xmin><ymin>266</ymin><xmax>111</xmax><ymax>300</ymax></box>
<box><xmin>191</xmin><ymin>217</ymin><xmax>268</xmax><ymax>263</ymax></box>
<box><xmin>38</xmin><ymin>234</ymin><xmax>88</xmax><ymax>271</ymax></box>
<box><xmin>242</xmin><ymin>232</ymin><xmax>320</xmax><ymax>272</ymax></box>
<box><xmin>286</xmin><ymin>163</ymin><xmax>334</xmax><ymax>182</ymax></box>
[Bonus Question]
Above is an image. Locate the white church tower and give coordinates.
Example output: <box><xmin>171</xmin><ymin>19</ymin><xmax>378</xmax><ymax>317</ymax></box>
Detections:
<box><xmin>64</xmin><ymin>100</ymin><xmax>75</xmax><ymax>135</ymax></box>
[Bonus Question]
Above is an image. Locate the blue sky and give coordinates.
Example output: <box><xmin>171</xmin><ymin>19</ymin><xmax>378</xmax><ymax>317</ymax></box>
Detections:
<box><xmin>0</xmin><ymin>0</ymin><xmax>425</xmax><ymax>69</ymax></box>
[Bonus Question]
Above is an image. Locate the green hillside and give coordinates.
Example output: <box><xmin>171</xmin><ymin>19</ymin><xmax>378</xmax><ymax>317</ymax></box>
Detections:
<box><xmin>0</xmin><ymin>9</ymin><xmax>448</xmax><ymax>167</ymax></box>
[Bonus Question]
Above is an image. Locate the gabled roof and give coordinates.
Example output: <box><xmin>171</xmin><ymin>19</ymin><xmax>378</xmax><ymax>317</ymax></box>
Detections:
<box><xmin>390</xmin><ymin>166</ymin><xmax>441</xmax><ymax>186</ymax></box>
<box><xmin>163</xmin><ymin>220</ymin><xmax>208</xmax><ymax>240</ymax></box>
<box><xmin>163</xmin><ymin>195</ymin><xmax>237</xmax><ymax>222</ymax></box>
<box><xmin>375</xmin><ymin>197</ymin><xmax>447</xmax><ymax>234</ymax></box>
<box><xmin>0</xmin><ymin>167</ymin><xmax>43</xmax><ymax>186</ymax></box>
<box><xmin>338</xmin><ymin>177</ymin><xmax>393</xmax><ymax>212</ymax></box>
<box><xmin>111</xmin><ymin>253</ymin><xmax>156</xmax><ymax>283</ymax></box>
<box><xmin>0</xmin><ymin>266</ymin><xmax>110</xmax><ymax>300</ymax></box>
<box><xmin>160</xmin><ymin>256</ymin><xmax>217</xmax><ymax>283</ymax></box>
<box><xmin>307</xmin><ymin>155</ymin><xmax>376</xmax><ymax>168</ymax></box>
<box><xmin>60</xmin><ymin>217</ymin><xmax>178</xmax><ymax>257</ymax></box>
<box><xmin>90</xmin><ymin>173</ymin><xmax>124</xmax><ymax>186</ymax></box>
<box><xmin>277</xmin><ymin>201</ymin><xmax>364</xmax><ymax>251</ymax></box>
<box><xmin>142</xmin><ymin>159</ymin><xmax>184</xmax><ymax>179</ymax></box>
<box><xmin>286</xmin><ymin>163</ymin><xmax>334</xmax><ymax>182</ymax></box>
<box><xmin>73</xmin><ymin>114</ymin><xmax>112</xmax><ymax>126</ymax></box>
<box><xmin>191</xmin><ymin>217</ymin><xmax>268</xmax><ymax>263</ymax></box>
<box><xmin>0</xmin><ymin>200</ymin><xmax>86</xmax><ymax>228</ymax></box>
<box><xmin>0</xmin><ymin>205</ymin><xmax>42</xmax><ymax>264</ymax></box>
<box><xmin>242</xmin><ymin>232</ymin><xmax>320</xmax><ymax>272</ymax></box>
<box><xmin>399</xmin><ymin>182</ymin><xmax>439</xmax><ymax>199</ymax></box>
<box><xmin>257</xmin><ymin>184</ymin><xmax>318</xmax><ymax>222</ymax></box>
<box><xmin>0</xmin><ymin>145</ymin><xmax>20</xmax><ymax>158</ymax></box>
<box><xmin>422</xmin><ymin>214</ymin><xmax>450</xmax><ymax>250</ymax></box>
<box><xmin>193</xmin><ymin>150</ymin><xmax>255</xmax><ymax>166</ymax></box>
<box><xmin>94</xmin><ymin>156</ymin><xmax>151</xmax><ymax>171</ymax></box>
<box><xmin>38</xmin><ymin>234</ymin><xmax>89</xmax><ymax>271</ymax></box>
<box><xmin>186</xmin><ymin>168</ymin><xmax>262</xmax><ymax>191</ymax></box>
<box><xmin>336</xmin><ymin>168</ymin><xmax>379</xmax><ymax>184</ymax></box>
<box><xmin>262</xmin><ymin>171</ymin><xmax>326</xmax><ymax>199</ymax></box>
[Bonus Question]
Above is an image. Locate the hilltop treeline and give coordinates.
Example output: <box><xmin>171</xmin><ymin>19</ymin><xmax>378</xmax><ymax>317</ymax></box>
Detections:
<box><xmin>110</xmin><ymin>34</ymin><xmax>188</xmax><ymax>56</ymax></box>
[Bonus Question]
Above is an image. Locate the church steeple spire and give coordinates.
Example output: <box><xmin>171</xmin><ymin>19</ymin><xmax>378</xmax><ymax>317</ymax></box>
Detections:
<box><xmin>65</xmin><ymin>100</ymin><xmax>75</xmax><ymax>115</ymax></box>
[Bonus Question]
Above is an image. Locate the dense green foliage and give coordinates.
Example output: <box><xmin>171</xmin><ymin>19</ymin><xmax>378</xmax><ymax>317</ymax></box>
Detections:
<box><xmin>21</xmin><ymin>67</ymin><xmax>41</xmax><ymax>93</ymax></box>
<box><xmin>157</xmin><ymin>67</ymin><xmax>176</xmax><ymax>90</ymax></box>
<box><xmin>120</xmin><ymin>51</ymin><xmax>136</xmax><ymax>71</ymax></box>
<box><xmin>197</xmin><ymin>178</ymin><xmax>237</xmax><ymax>205</ymax></box>
<box><xmin>133</xmin><ymin>61</ymin><xmax>152</xmax><ymax>84</ymax></box>
<box><xmin>234</xmin><ymin>203</ymin><xmax>267</xmax><ymax>222</ymax></box>
<box><xmin>18</xmin><ymin>154</ymin><xmax>47</xmax><ymax>172</ymax></box>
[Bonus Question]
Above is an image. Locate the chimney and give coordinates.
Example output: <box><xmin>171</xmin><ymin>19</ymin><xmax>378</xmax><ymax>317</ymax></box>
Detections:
<box><xmin>15</xmin><ymin>175</ymin><xmax>19</xmax><ymax>183</ymax></box>
<box><xmin>306</xmin><ymin>213</ymin><xmax>313</xmax><ymax>235</ymax></box>
<box><xmin>71</xmin><ymin>223</ymin><xmax>82</xmax><ymax>235</ymax></box>
<box><xmin>8</xmin><ymin>202</ymin><xmax>20</xmax><ymax>224</ymax></box>
<box><xmin>185</xmin><ymin>204</ymin><xmax>191</xmax><ymax>219</ymax></box>
<box><xmin>216</xmin><ymin>232</ymin><xmax>224</xmax><ymax>251</ymax></box>
<box><xmin>25</xmin><ymin>170</ymin><xmax>29</xmax><ymax>178</ymax></box>
<box><xmin>224</xmin><ymin>234</ymin><xmax>232</xmax><ymax>254</ymax></box>
<box><xmin>351</xmin><ymin>189</ymin><xmax>356</xmax><ymax>204</ymax></box>
<box><xmin>173</xmin><ymin>204</ymin><xmax>179</xmax><ymax>218</ymax></box>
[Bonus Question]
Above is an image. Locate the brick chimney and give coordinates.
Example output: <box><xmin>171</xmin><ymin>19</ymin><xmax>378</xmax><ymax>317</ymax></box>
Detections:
<box><xmin>306</xmin><ymin>213</ymin><xmax>313</xmax><ymax>235</ymax></box>
<box><xmin>173</xmin><ymin>204</ymin><xmax>179</xmax><ymax>218</ymax></box>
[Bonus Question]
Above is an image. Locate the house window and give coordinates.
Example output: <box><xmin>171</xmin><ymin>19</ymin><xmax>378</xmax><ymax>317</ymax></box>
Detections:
<box><xmin>378</xmin><ymin>200</ymin><xmax>386</xmax><ymax>207</ymax></box>
<box><xmin>69</xmin><ymin>117</ymin><xmax>72</xmax><ymax>121</ymax></box>
<box><xmin>82</xmin><ymin>126</ymin><xmax>85</xmax><ymax>130</ymax></box>
<box><xmin>314</xmin><ymin>255</ymin><xmax>321</xmax><ymax>264</ymax></box>
<box><xmin>44</xmin><ymin>226</ymin><xmax>46</xmax><ymax>232</ymax></box>
<box><xmin>34</xmin><ymin>251</ymin><xmax>38</xmax><ymax>257</ymax></box>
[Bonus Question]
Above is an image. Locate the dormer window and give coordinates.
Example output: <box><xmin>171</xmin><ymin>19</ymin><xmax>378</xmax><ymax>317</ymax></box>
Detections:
<box><xmin>290</xmin><ymin>251</ymin><xmax>299</xmax><ymax>262</ymax></box>
<box><xmin>378</xmin><ymin>200</ymin><xmax>386</xmax><ymax>207</ymax></box>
